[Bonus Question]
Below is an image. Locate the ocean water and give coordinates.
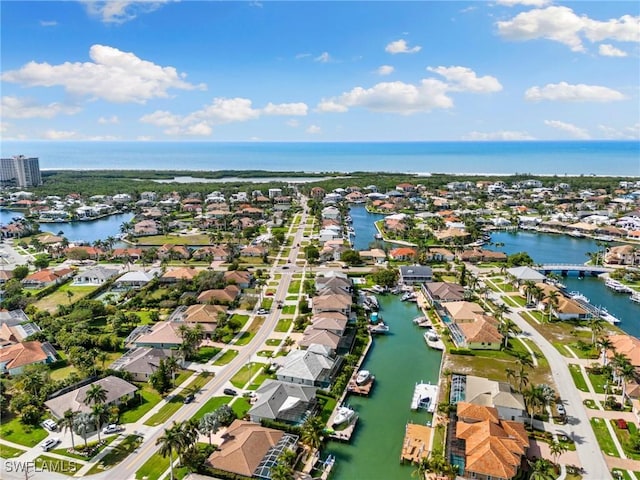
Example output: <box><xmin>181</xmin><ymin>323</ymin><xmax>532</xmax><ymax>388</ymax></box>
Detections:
<box><xmin>1</xmin><ymin>141</ymin><xmax>638</xmax><ymax>175</ymax></box>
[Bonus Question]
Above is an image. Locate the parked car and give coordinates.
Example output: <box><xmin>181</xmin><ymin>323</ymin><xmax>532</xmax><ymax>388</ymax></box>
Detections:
<box><xmin>42</xmin><ymin>419</ymin><xmax>58</xmax><ymax>432</ymax></box>
<box><xmin>102</xmin><ymin>424</ymin><xmax>122</xmax><ymax>434</ymax></box>
<box><xmin>277</xmin><ymin>301</ymin><xmax>284</xmax><ymax>309</ymax></box>
<box><xmin>41</xmin><ymin>438</ymin><xmax>60</xmax><ymax>451</ymax></box>
<box><xmin>183</xmin><ymin>394</ymin><xmax>195</xmax><ymax>404</ymax></box>
<box><xmin>257</xmin><ymin>308</ymin><xmax>268</xmax><ymax>315</ymax></box>
<box><xmin>223</xmin><ymin>388</ymin><xmax>238</xmax><ymax>396</ymax></box>
<box><xmin>556</xmin><ymin>403</ymin><xmax>566</xmax><ymax>416</ymax></box>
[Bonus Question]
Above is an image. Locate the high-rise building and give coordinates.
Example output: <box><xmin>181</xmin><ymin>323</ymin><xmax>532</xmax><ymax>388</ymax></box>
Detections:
<box><xmin>0</xmin><ymin>155</ymin><xmax>42</xmax><ymax>187</ymax></box>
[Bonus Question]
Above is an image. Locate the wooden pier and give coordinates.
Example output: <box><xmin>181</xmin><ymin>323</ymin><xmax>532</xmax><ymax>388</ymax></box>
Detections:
<box><xmin>347</xmin><ymin>372</ymin><xmax>375</xmax><ymax>396</ymax></box>
<box><xmin>400</xmin><ymin>423</ymin><xmax>433</xmax><ymax>464</ymax></box>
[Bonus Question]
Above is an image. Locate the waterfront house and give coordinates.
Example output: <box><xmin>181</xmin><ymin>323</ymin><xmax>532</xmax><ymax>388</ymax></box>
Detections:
<box><xmin>109</xmin><ymin>347</ymin><xmax>175</xmax><ymax>382</ymax></box>
<box><xmin>358</xmin><ymin>248</ymin><xmax>387</xmax><ymax>265</ymax></box>
<box><xmin>311</xmin><ymin>293</ymin><xmax>352</xmax><ymax>316</ymax></box>
<box><xmin>157</xmin><ymin>244</ymin><xmax>191</xmax><ymax>260</ymax></box>
<box><xmin>206</xmin><ymin>420</ymin><xmax>298</xmax><ymax>478</ymax></box>
<box><xmin>452</xmin><ymin>375</ymin><xmax>527</xmax><ymax>422</ymax></box>
<box><xmin>192</xmin><ymin>245</ymin><xmax>231</xmax><ymax>261</ymax></box>
<box><xmin>427</xmin><ymin>247</ymin><xmax>455</xmax><ymax>262</ymax></box>
<box><xmin>455</xmin><ymin>316</ymin><xmax>503</xmax><ymax>350</ymax></box>
<box><xmin>65</xmin><ymin>246</ymin><xmax>105</xmax><ymax>260</ymax></box>
<box><xmin>0</xmin><ymin>341</ymin><xmax>57</xmax><ymax>375</ymax></box>
<box><xmin>73</xmin><ymin>266</ymin><xmax>120</xmax><ymax>286</ymax></box>
<box><xmin>110</xmin><ymin>248</ymin><xmax>143</xmax><ymax>262</ymax></box>
<box><xmin>398</xmin><ymin>265</ymin><xmax>433</xmax><ymax>286</ymax></box>
<box><xmin>607</xmin><ymin>335</ymin><xmax>640</xmax><ymax>370</ymax></box>
<box><xmin>133</xmin><ymin>219</ymin><xmax>159</xmax><ymax>236</ymax></box>
<box><xmin>505</xmin><ymin>266</ymin><xmax>546</xmax><ymax>286</ymax></box>
<box><xmin>389</xmin><ymin>247</ymin><xmax>417</xmax><ymax>261</ymax></box>
<box><xmin>275</xmin><ymin>344</ymin><xmax>341</xmax><ymax>388</ymax></box>
<box><xmin>458</xmin><ymin>248</ymin><xmax>507</xmax><ymax>263</ymax></box>
<box><xmin>45</xmin><ymin>376</ymin><xmax>138</xmax><ymax>419</ymax></box>
<box><xmin>453</xmin><ymin>402</ymin><xmax>529</xmax><ymax>480</ymax></box>
<box><xmin>248</xmin><ymin>380</ymin><xmax>318</xmax><ymax>425</ymax></box>
<box><xmin>421</xmin><ymin>282</ymin><xmax>465</xmax><ymax>305</ymax></box>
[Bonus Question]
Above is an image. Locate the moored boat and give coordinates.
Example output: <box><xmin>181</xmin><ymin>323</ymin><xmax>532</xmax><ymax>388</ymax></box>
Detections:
<box><xmin>355</xmin><ymin>370</ymin><xmax>372</xmax><ymax>385</ymax></box>
<box><xmin>333</xmin><ymin>406</ymin><xmax>356</xmax><ymax>426</ymax></box>
<box><xmin>631</xmin><ymin>291</ymin><xmax>640</xmax><ymax>303</ymax></box>
<box><xmin>424</xmin><ymin>330</ymin><xmax>444</xmax><ymax>350</ymax></box>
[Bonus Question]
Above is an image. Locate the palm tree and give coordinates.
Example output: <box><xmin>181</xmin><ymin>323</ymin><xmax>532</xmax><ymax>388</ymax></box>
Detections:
<box><xmin>165</xmin><ymin>355</ymin><xmax>180</xmax><ymax>386</ymax></box>
<box><xmin>84</xmin><ymin>384</ymin><xmax>107</xmax><ymax>407</ymax></box>
<box><xmin>549</xmin><ymin>439</ymin><xmax>568</xmax><ymax>465</ymax></box>
<box><xmin>544</xmin><ymin>291</ymin><xmax>560</xmax><ymax>322</ymax></box>
<box><xmin>619</xmin><ymin>362</ymin><xmax>636</xmax><ymax>403</ymax></box>
<box><xmin>514</xmin><ymin>351</ymin><xmax>534</xmax><ymax>371</ymax></box>
<box><xmin>58</xmin><ymin>409</ymin><xmax>77</xmax><ymax>449</ymax></box>
<box><xmin>505</xmin><ymin>368</ymin><xmax>517</xmax><ymax>389</ymax></box>
<box><xmin>199</xmin><ymin>412</ymin><xmax>220</xmax><ymax>445</ymax></box>
<box><xmin>92</xmin><ymin>403</ymin><xmax>109</xmax><ymax>443</ymax></box>
<box><xmin>588</xmin><ymin>317</ymin><xmax>605</xmax><ymax>345</ymax></box>
<box><xmin>515</xmin><ymin>366</ymin><xmax>530</xmax><ymax>393</ymax></box>
<box><xmin>523</xmin><ymin>385</ymin><xmax>546</xmax><ymax>427</ymax></box>
<box><xmin>494</xmin><ymin>303</ymin><xmax>511</xmax><ymax>320</ymax></box>
<box><xmin>498</xmin><ymin>318</ymin><xmax>520</xmax><ymax>349</ymax></box>
<box><xmin>596</xmin><ymin>336</ymin><xmax>614</xmax><ymax>366</ymax></box>
<box><xmin>528</xmin><ymin>457</ymin><xmax>555</xmax><ymax>480</ymax></box>
<box><xmin>96</xmin><ymin>351</ymin><xmax>110</xmax><ymax>371</ymax></box>
<box><xmin>300</xmin><ymin>415</ymin><xmax>324</xmax><ymax>452</ymax></box>
<box><xmin>74</xmin><ymin>412</ymin><xmax>94</xmax><ymax>449</ymax></box>
<box><xmin>411</xmin><ymin>457</ymin><xmax>429</xmax><ymax>479</ymax></box>
<box><xmin>156</xmin><ymin>423</ymin><xmax>182</xmax><ymax>480</ymax></box>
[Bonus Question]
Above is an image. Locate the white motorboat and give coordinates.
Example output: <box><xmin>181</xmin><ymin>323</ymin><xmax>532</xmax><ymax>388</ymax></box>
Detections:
<box><xmin>369</xmin><ymin>322</ymin><xmax>390</xmax><ymax>334</ymax></box>
<box><xmin>605</xmin><ymin>279</ymin><xmax>632</xmax><ymax>294</ymax></box>
<box><xmin>631</xmin><ymin>291</ymin><xmax>640</xmax><ymax>304</ymax></box>
<box><xmin>355</xmin><ymin>370</ymin><xmax>372</xmax><ymax>385</ymax></box>
<box><xmin>424</xmin><ymin>330</ymin><xmax>445</xmax><ymax>350</ymax></box>
<box><xmin>568</xmin><ymin>291</ymin><xmax>589</xmax><ymax>303</ymax></box>
<box><xmin>333</xmin><ymin>406</ymin><xmax>356</xmax><ymax>426</ymax></box>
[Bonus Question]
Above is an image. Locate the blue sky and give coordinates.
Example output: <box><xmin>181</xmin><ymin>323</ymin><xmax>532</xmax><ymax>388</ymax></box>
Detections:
<box><xmin>1</xmin><ymin>1</ymin><xmax>638</xmax><ymax>142</ymax></box>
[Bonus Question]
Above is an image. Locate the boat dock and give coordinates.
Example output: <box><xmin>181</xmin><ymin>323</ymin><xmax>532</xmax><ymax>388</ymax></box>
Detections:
<box><xmin>400</xmin><ymin>423</ymin><xmax>433</xmax><ymax>464</ymax></box>
<box><xmin>410</xmin><ymin>382</ymin><xmax>439</xmax><ymax>412</ymax></box>
<box><xmin>347</xmin><ymin>374</ymin><xmax>375</xmax><ymax>396</ymax></box>
<box><xmin>413</xmin><ymin>316</ymin><xmax>432</xmax><ymax>328</ymax></box>
<box><xmin>327</xmin><ymin>411</ymin><xmax>359</xmax><ymax>443</ymax></box>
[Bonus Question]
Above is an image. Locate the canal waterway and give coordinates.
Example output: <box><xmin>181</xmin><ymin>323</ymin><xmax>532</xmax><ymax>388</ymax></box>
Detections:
<box><xmin>348</xmin><ymin>205</ymin><xmax>386</xmax><ymax>251</ymax></box>
<box><xmin>0</xmin><ymin>210</ymin><xmax>134</xmax><ymax>244</ymax></box>
<box><xmin>324</xmin><ymin>295</ymin><xmax>443</xmax><ymax>480</ymax></box>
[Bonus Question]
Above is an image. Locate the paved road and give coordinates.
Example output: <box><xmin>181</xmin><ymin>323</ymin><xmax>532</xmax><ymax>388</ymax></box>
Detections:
<box><xmin>489</xmin><ymin>288</ymin><xmax>612</xmax><ymax>480</ymax></box>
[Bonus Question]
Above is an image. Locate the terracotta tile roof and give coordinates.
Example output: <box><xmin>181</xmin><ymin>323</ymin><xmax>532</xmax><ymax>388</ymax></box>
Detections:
<box><xmin>183</xmin><ymin>304</ymin><xmax>226</xmax><ymax>323</ymax></box>
<box><xmin>457</xmin><ymin>316</ymin><xmax>503</xmax><ymax>344</ymax></box>
<box><xmin>608</xmin><ymin>334</ymin><xmax>640</xmax><ymax>367</ymax></box>
<box><xmin>161</xmin><ymin>267</ymin><xmax>200</xmax><ymax>281</ymax></box>
<box><xmin>207</xmin><ymin>420</ymin><xmax>284</xmax><ymax>477</ymax></box>
<box><xmin>0</xmin><ymin>341</ymin><xmax>49</xmax><ymax>370</ymax></box>
<box><xmin>455</xmin><ymin>404</ymin><xmax>529</xmax><ymax>479</ymax></box>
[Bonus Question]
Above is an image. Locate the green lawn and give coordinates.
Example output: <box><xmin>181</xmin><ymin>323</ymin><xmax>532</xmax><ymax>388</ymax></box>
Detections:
<box><xmin>173</xmin><ymin>370</ymin><xmax>194</xmax><ymax>387</ymax></box>
<box><xmin>587</xmin><ymin>372</ymin><xmax>609</xmax><ymax>394</ymax></box>
<box><xmin>234</xmin><ymin>317</ymin><xmax>265</xmax><ymax>346</ymax></box>
<box><xmin>50</xmin><ymin>364</ymin><xmax>79</xmax><ymax>381</ymax></box>
<box><xmin>87</xmin><ymin>435</ymin><xmax>143</xmax><ymax>475</ymax></box>
<box><xmin>143</xmin><ymin>373</ymin><xmax>213</xmax><ymax>426</ymax></box>
<box><xmin>275</xmin><ymin>318</ymin><xmax>292</xmax><ymax>333</ymax></box>
<box><xmin>230</xmin><ymin>314</ymin><xmax>250</xmax><ymax>329</ymax></box>
<box><xmin>611</xmin><ymin>469</ymin><xmax>633</xmax><ymax>480</ymax></box>
<box><xmin>34</xmin><ymin>284</ymin><xmax>97</xmax><ymax>312</ymax></box>
<box><xmin>135</xmin><ymin>450</ymin><xmax>170</xmax><ymax>480</ymax></box>
<box><xmin>193</xmin><ymin>396</ymin><xmax>232</xmax><ymax>421</ymax></box>
<box><xmin>135</xmin><ymin>234</ymin><xmax>210</xmax><ymax>245</ymax></box>
<box><xmin>213</xmin><ymin>349</ymin><xmax>239</xmax><ymax>366</ymax></box>
<box><xmin>611</xmin><ymin>420</ymin><xmax>640</xmax><ymax>460</ymax></box>
<box><xmin>317</xmin><ymin>394</ymin><xmax>337</xmax><ymax>423</ymax></box>
<box><xmin>194</xmin><ymin>346</ymin><xmax>221</xmax><ymax>363</ymax></box>
<box><xmin>0</xmin><ymin>415</ymin><xmax>48</xmax><ymax>447</ymax></box>
<box><xmin>120</xmin><ymin>385</ymin><xmax>163</xmax><ymax>424</ymax></box>
<box><xmin>591</xmin><ymin>418</ymin><xmax>620</xmax><ymax>457</ymax></box>
<box><xmin>569</xmin><ymin>364</ymin><xmax>589</xmax><ymax>392</ymax></box>
<box><xmin>231</xmin><ymin>397</ymin><xmax>252</xmax><ymax>419</ymax></box>
<box><xmin>282</xmin><ymin>305</ymin><xmax>296</xmax><ymax>315</ymax></box>
<box><xmin>288</xmin><ymin>280</ymin><xmax>301</xmax><ymax>294</ymax></box>
<box><xmin>247</xmin><ymin>371</ymin><xmax>275</xmax><ymax>390</ymax></box>
<box><xmin>265</xmin><ymin>338</ymin><xmax>281</xmax><ymax>346</ymax></box>
<box><xmin>33</xmin><ymin>455</ymin><xmax>83</xmax><ymax>476</ymax></box>
<box><xmin>230</xmin><ymin>362</ymin><xmax>266</xmax><ymax>389</ymax></box>
<box><xmin>0</xmin><ymin>443</ymin><xmax>25</xmax><ymax>458</ymax></box>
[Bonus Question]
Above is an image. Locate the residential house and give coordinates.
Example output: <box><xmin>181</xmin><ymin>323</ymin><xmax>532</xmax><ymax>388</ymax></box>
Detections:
<box><xmin>223</xmin><ymin>270</ymin><xmax>252</xmax><ymax>289</ymax></box>
<box><xmin>275</xmin><ymin>344</ymin><xmax>341</xmax><ymax>388</ymax></box>
<box><xmin>192</xmin><ymin>246</ymin><xmax>230</xmax><ymax>261</ymax></box>
<box><xmin>22</xmin><ymin>268</ymin><xmax>74</xmax><ymax>289</ymax></box>
<box><xmin>133</xmin><ymin>321</ymin><xmax>185</xmax><ymax>349</ymax></box>
<box><xmin>458</xmin><ymin>248</ymin><xmax>507</xmax><ymax>263</ymax></box>
<box><xmin>110</xmin><ymin>248</ymin><xmax>143</xmax><ymax>262</ymax></box>
<box><xmin>65</xmin><ymin>246</ymin><xmax>105</xmax><ymax>260</ymax></box>
<box><xmin>161</xmin><ymin>267</ymin><xmax>201</xmax><ymax>283</ymax></box>
<box><xmin>157</xmin><ymin>244</ymin><xmax>191</xmax><ymax>260</ymax></box>
<box><xmin>133</xmin><ymin>219</ymin><xmax>159</xmax><ymax>236</ymax></box>
<box><xmin>455</xmin><ymin>316</ymin><xmax>503</xmax><ymax>350</ymax></box>
<box><xmin>456</xmin><ymin>375</ymin><xmax>527</xmax><ymax>422</ymax></box>
<box><xmin>114</xmin><ymin>270</ymin><xmax>157</xmax><ymax>289</ymax></box>
<box><xmin>197</xmin><ymin>285</ymin><xmax>241</xmax><ymax>305</ymax></box>
<box><xmin>358</xmin><ymin>248</ymin><xmax>387</xmax><ymax>265</ymax></box>
<box><xmin>398</xmin><ymin>265</ymin><xmax>433</xmax><ymax>285</ymax></box>
<box><xmin>428</xmin><ymin>247</ymin><xmax>455</xmax><ymax>262</ymax></box>
<box><xmin>389</xmin><ymin>247</ymin><xmax>417</xmax><ymax>262</ymax></box>
<box><xmin>421</xmin><ymin>282</ymin><xmax>465</xmax><ymax>305</ymax></box>
<box><xmin>607</xmin><ymin>335</ymin><xmax>640</xmax><ymax>370</ymax></box>
<box><xmin>45</xmin><ymin>376</ymin><xmax>138</xmax><ymax>419</ymax></box>
<box><xmin>0</xmin><ymin>341</ymin><xmax>57</xmax><ymax>375</ymax></box>
<box><xmin>311</xmin><ymin>294</ymin><xmax>352</xmax><ymax>316</ymax></box>
<box><xmin>206</xmin><ymin>420</ymin><xmax>298</xmax><ymax>478</ymax></box>
<box><xmin>453</xmin><ymin>402</ymin><xmax>529</xmax><ymax>480</ymax></box>
<box><xmin>109</xmin><ymin>347</ymin><xmax>176</xmax><ymax>382</ymax></box>
<box><xmin>73</xmin><ymin>266</ymin><xmax>120</xmax><ymax>286</ymax></box>
<box><xmin>248</xmin><ymin>380</ymin><xmax>318</xmax><ymax>425</ymax></box>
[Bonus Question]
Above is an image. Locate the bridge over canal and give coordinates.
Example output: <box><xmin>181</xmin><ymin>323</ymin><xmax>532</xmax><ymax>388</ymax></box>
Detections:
<box><xmin>534</xmin><ymin>264</ymin><xmax>612</xmax><ymax>276</ymax></box>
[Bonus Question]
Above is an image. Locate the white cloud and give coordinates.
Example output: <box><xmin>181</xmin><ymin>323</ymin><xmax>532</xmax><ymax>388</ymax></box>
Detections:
<box><xmin>262</xmin><ymin>102</ymin><xmax>308</xmax><ymax>116</ymax></box>
<box><xmin>427</xmin><ymin>66</ymin><xmax>502</xmax><ymax>93</ymax></box>
<box><xmin>286</xmin><ymin>119</ymin><xmax>299</xmax><ymax>128</ymax></box>
<box><xmin>98</xmin><ymin>115</ymin><xmax>119</xmax><ymax>124</ymax></box>
<box><xmin>249</xmin><ymin>1</ymin><xmax>263</xmax><ymax>7</ymax></box>
<box><xmin>140</xmin><ymin>97</ymin><xmax>308</xmax><ymax>136</ymax></box>
<box><xmin>1</xmin><ymin>96</ymin><xmax>81</xmax><ymax>119</ymax></box>
<box><xmin>377</xmin><ymin>65</ymin><xmax>395</xmax><ymax>76</ymax></box>
<box><xmin>316</xmin><ymin>100</ymin><xmax>349</xmax><ymax>113</ymax></box>
<box><xmin>463</xmin><ymin>130</ymin><xmax>536</xmax><ymax>140</ymax></box>
<box><xmin>306</xmin><ymin>125</ymin><xmax>321</xmax><ymax>134</ymax></box>
<box><xmin>295</xmin><ymin>53</ymin><xmax>312</xmax><ymax>60</ymax></box>
<box><xmin>82</xmin><ymin>1</ymin><xmax>173</xmax><ymax>24</ymax></box>
<box><xmin>496</xmin><ymin>0</ymin><xmax>550</xmax><ymax>6</ymax></box>
<box><xmin>43</xmin><ymin>129</ymin><xmax>78</xmax><ymax>139</ymax></box>
<box><xmin>315</xmin><ymin>52</ymin><xmax>331</xmax><ymax>63</ymax></box>
<box><xmin>39</xmin><ymin>20</ymin><xmax>58</xmax><ymax>27</ymax></box>
<box><xmin>88</xmin><ymin>135</ymin><xmax>120</xmax><ymax>141</ymax></box>
<box><xmin>0</xmin><ymin>122</ymin><xmax>8</xmax><ymax>133</ymax></box>
<box><xmin>317</xmin><ymin>79</ymin><xmax>452</xmax><ymax>115</ymax></box>
<box><xmin>598</xmin><ymin>123</ymin><xmax>640</xmax><ymax>140</ymax></box>
<box><xmin>137</xmin><ymin>136</ymin><xmax>154</xmax><ymax>141</ymax></box>
<box><xmin>598</xmin><ymin>44</ymin><xmax>627</xmax><ymax>57</ymax></box>
<box><xmin>525</xmin><ymin>82</ymin><xmax>626</xmax><ymax>102</ymax></box>
<box><xmin>1</xmin><ymin>44</ymin><xmax>205</xmax><ymax>104</ymax></box>
<box><xmin>385</xmin><ymin>39</ymin><xmax>422</xmax><ymax>54</ymax></box>
<box><xmin>497</xmin><ymin>6</ymin><xmax>640</xmax><ymax>52</ymax></box>
<box><xmin>544</xmin><ymin>120</ymin><xmax>590</xmax><ymax>139</ymax></box>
